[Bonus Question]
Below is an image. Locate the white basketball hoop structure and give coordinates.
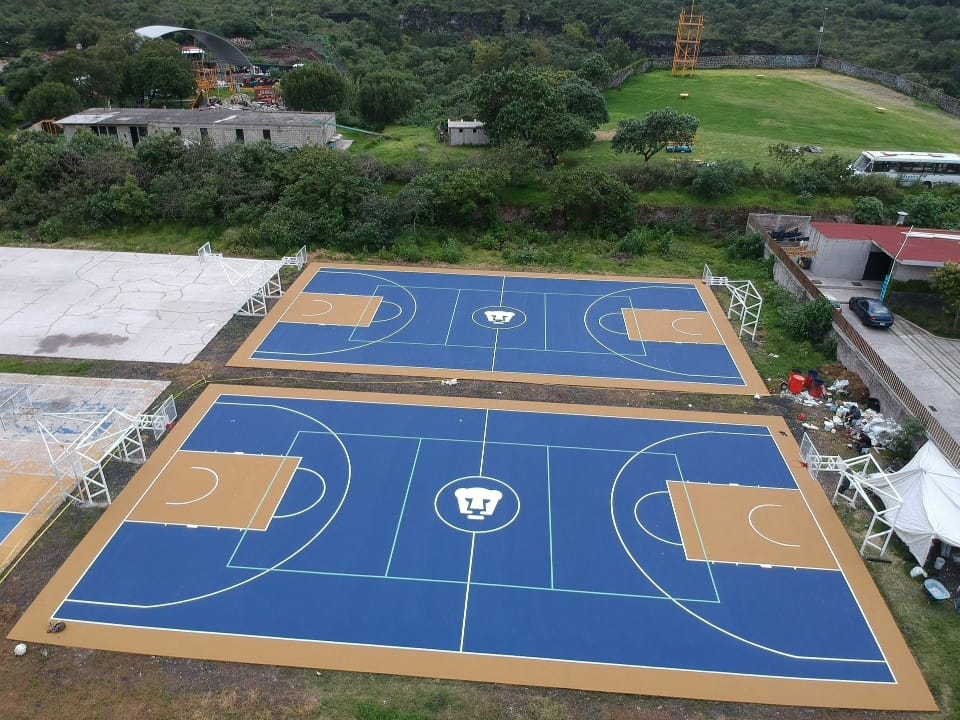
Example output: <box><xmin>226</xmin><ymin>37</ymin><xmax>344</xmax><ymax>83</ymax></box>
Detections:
<box><xmin>198</xmin><ymin>243</ymin><xmax>307</xmax><ymax>317</ymax></box>
<box><xmin>38</xmin><ymin>395</ymin><xmax>177</xmax><ymax>507</ymax></box>
<box><xmin>454</xmin><ymin>487</ymin><xmax>503</xmax><ymax>520</ymax></box>
<box><xmin>799</xmin><ymin>432</ymin><xmax>903</xmax><ymax>559</ymax></box>
<box><xmin>703</xmin><ymin>263</ymin><xmax>762</xmax><ymax>342</ymax></box>
<box><xmin>484</xmin><ymin>310</ymin><xmax>515</xmax><ymax>325</ymax></box>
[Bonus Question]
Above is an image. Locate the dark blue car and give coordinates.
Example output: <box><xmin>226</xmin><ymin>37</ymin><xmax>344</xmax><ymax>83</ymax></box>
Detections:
<box><xmin>848</xmin><ymin>296</ymin><xmax>894</xmax><ymax>328</ymax></box>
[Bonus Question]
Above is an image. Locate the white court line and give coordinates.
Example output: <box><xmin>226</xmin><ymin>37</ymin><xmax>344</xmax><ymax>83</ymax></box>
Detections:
<box><xmin>45</xmin><ymin>615</ymin><xmax>897</xmax><ymax>683</ymax></box>
<box><xmin>760</xmin><ymin>424</ymin><xmax>895</xmax><ymax>676</ymax></box>
<box><xmin>272</xmin><ymin>467</ymin><xmax>327</xmax><ymax>519</ymax></box>
<box><xmin>478</xmin><ymin>409</ymin><xmax>490</xmax><ymax>477</ymax></box>
<box><xmin>459</xmin><ymin>533</ymin><xmax>476</xmax><ymax>652</ymax></box>
<box><xmin>300</xmin><ymin>299</ymin><xmax>334</xmax><ymax>319</ymax></box>
<box><xmin>489</xmin><ymin>275</ymin><xmax>507</xmax><ymax>371</ymax></box>
<box><xmin>671</xmin><ymin>317</ymin><xmax>703</xmax><ymax>337</ymax></box>
<box><xmin>610</xmin><ymin>430</ymin><xmax>886</xmax><ymax>665</ymax></box>
<box><xmin>545</xmin><ymin>445</ymin><xmax>555</xmax><ymax>589</ymax></box>
<box><xmin>164</xmin><ymin>466</ymin><xmax>220</xmax><ymax>506</ymax></box>
<box><xmin>634</xmin><ymin>491</ymin><xmax>683</xmax><ymax>546</ymax></box>
<box><xmin>747</xmin><ymin>503</ymin><xmax>800</xmax><ymax>548</ymax></box>
<box><xmin>444</xmin><ymin>289</ymin><xmax>462</xmax><ymax>346</ymax></box>
<box><xmin>61</xmin><ymin>397</ymin><xmax>351</xmax><ymax>611</ymax></box>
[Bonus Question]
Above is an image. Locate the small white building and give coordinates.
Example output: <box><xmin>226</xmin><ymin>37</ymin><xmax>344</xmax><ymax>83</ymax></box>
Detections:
<box><xmin>447</xmin><ymin>119</ymin><xmax>489</xmax><ymax>147</ymax></box>
<box><xmin>55</xmin><ymin>107</ymin><xmax>343</xmax><ymax>151</ymax></box>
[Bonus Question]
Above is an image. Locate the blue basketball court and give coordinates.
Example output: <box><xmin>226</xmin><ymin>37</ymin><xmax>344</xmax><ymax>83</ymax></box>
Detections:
<box><xmin>229</xmin><ymin>265</ymin><xmax>768</xmax><ymax>395</ymax></box>
<box><xmin>11</xmin><ymin>386</ymin><xmax>934</xmax><ymax>711</ymax></box>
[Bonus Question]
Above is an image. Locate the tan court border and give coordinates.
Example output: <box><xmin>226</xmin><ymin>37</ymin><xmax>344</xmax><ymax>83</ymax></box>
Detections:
<box><xmin>10</xmin><ymin>385</ymin><xmax>935</xmax><ymax>711</ymax></box>
<box><xmin>228</xmin><ymin>264</ymin><xmax>768</xmax><ymax>396</ymax></box>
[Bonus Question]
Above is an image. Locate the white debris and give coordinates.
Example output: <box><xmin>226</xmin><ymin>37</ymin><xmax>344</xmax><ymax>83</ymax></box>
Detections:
<box><xmin>13</xmin><ymin>643</ymin><xmax>26</xmax><ymax>656</ymax></box>
<box><xmin>440</xmin><ymin>379</ymin><xmax>459</xmax><ymax>386</ymax></box>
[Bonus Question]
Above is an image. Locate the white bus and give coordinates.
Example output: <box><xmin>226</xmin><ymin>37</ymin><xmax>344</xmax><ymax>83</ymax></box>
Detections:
<box><xmin>850</xmin><ymin>150</ymin><xmax>960</xmax><ymax>187</ymax></box>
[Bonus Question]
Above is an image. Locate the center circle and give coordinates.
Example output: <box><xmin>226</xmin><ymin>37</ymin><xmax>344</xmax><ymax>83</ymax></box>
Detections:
<box><xmin>434</xmin><ymin>476</ymin><xmax>520</xmax><ymax>534</ymax></box>
<box><xmin>472</xmin><ymin>305</ymin><xmax>527</xmax><ymax>330</ymax></box>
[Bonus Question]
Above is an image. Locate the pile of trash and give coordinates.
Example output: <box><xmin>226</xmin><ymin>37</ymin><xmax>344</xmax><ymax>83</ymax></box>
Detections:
<box><xmin>781</xmin><ymin>376</ymin><xmax>902</xmax><ymax>450</ymax></box>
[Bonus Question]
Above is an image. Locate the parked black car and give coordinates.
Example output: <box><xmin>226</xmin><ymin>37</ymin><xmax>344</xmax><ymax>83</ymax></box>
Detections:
<box><xmin>848</xmin><ymin>296</ymin><xmax>894</xmax><ymax>328</ymax></box>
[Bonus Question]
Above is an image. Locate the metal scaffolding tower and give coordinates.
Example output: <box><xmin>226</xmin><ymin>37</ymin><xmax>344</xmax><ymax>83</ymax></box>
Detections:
<box><xmin>672</xmin><ymin>4</ymin><xmax>705</xmax><ymax>77</ymax></box>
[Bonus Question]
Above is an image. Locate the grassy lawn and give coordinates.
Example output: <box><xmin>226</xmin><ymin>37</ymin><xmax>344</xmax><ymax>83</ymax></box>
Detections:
<box><xmin>0</xmin><ymin>224</ymin><xmax>226</xmax><ymax>255</ymax></box>
<box><xmin>597</xmin><ymin>69</ymin><xmax>960</xmax><ymax>165</ymax></box>
<box><xmin>353</xmin><ymin>69</ymin><xmax>960</xmax><ymax>182</ymax></box>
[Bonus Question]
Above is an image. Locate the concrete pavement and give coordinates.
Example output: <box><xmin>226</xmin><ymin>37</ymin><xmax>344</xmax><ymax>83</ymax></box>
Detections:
<box><xmin>810</xmin><ymin>275</ymin><xmax>960</xmax><ymax>450</ymax></box>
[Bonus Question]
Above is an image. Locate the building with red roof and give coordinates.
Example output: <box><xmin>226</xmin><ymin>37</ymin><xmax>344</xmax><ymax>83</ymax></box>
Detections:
<box><xmin>808</xmin><ymin>222</ymin><xmax>960</xmax><ymax>282</ymax></box>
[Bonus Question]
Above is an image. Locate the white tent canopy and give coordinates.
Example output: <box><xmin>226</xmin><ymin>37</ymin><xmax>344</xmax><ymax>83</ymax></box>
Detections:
<box><xmin>867</xmin><ymin>442</ymin><xmax>960</xmax><ymax>564</ymax></box>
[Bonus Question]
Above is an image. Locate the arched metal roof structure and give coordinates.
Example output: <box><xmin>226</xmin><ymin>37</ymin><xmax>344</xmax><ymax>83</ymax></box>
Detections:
<box><xmin>135</xmin><ymin>25</ymin><xmax>253</xmax><ymax>68</ymax></box>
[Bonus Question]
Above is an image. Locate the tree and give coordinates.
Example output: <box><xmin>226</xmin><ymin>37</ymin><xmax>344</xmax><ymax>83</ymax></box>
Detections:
<box><xmin>577</xmin><ymin>53</ymin><xmax>614</xmax><ymax>88</ymax></box>
<box><xmin>546</xmin><ymin>166</ymin><xmax>635</xmax><ymax>235</ymax></box>
<box><xmin>559</xmin><ymin>77</ymin><xmax>608</xmax><ymax>127</ymax></box>
<box><xmin>18</xmin><ymin>81</ymin><xmax>82</xmax><ymax>122</ymax></box>
<box><xmin>930</xmin><ymin>262</ymin><xmax>960</xmax><ymax>330</ymax></box>
<box><xmin>1</xmin><ymin>51</ymin><xmax>48</xmax><ymax>105</ymax></box>
<box><xmin>603</xmin><ymin>39</ymin><xmax>633</xmax><ymax>70</ymax></box>
<box><xmin>356</xmin><ymin>70</ymin><xmax>420</xmax><ymax>126</ymax></box>
<box><xmin>134</xmin><ymin>131</ymin><xmax>187</xmax><ymax>175</ymax></box>
<box><xmin>470</xmin><ymin>68</ymin><xmax>599</xmax><ymax>164</ymax></box>
<box><xmin>281</xmin><ymin>64</ymin><xmax>350</xmax><ymax>112</ymax></box>
<box><xmin>129</xmin><ymin>40</ymin><xmax>195</xmax><ymax>106</ymax></box>
<box><xmin>611</xmin><ymin>108</ymin><xmax>699</xmax><ymax>162</ymax></box>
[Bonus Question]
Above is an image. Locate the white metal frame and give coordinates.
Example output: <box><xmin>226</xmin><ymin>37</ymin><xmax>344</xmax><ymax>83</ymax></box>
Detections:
<box><xmin>39</xmin><ymin>409</ymin><xmax>147</xmax><ymax>506</ymax></box>
<box><xmin>198</xmin><ymin>243</ymin><xmax>305</xmax><ymax>316</ymax></box>
<box><xmin>800</xmin><ymin>432</ymin><xmax>904</xmax><ymax>558</ymax></box>
<box><xmin>139</xmin><ymin>395</ymin><xmax>178</xmax><ymax>440</ymax></box>
<box><xmin>702</xmin><ymin>264</ymin><xmax>763</xmax><ymax>341</ymax></box>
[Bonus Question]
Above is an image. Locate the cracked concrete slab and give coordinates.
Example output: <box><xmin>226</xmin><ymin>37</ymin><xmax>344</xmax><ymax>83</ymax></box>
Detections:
<box><xmin>0</xmin><ymin>247</ymin><xmax>281</xmax><ymax>363</ymax></box>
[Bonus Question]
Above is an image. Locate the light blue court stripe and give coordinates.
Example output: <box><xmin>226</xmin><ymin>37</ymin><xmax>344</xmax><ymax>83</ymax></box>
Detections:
<box><xmin>316</xmin><ymin>272</ymin><xmax>701</xmax><ymax>296</ymax></box>
<box><xmin>444</xmin><ymin>289</ymin><xmax>462</xmax><ymax>346</ymax></box>
<box><xmin>385</xmin><ymin>438</ymin><xmax>421</xmax><ymax>577</ymax></box>
<box><xmin>546</xmin><ymin>446</ymin><xmax>555</xmax><ymax>590</ymax></box>
<box><xmin>221</xmin><ymin>564</ymin><xmax>721</xmax><ymax>604</ymax></box>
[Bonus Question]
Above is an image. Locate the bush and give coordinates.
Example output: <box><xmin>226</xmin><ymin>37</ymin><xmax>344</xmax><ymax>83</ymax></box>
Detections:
<box><xmin>655</xmin><ymin>229</ymin><xmax>678</xmax><ymax>258</ymax></box>
<box><xmin>37</xmin><ymin>217</ymin><xmax>64</xmax><ymax>243</ymax></box>
<box><xmin>690</xmin><ymin>160</ymin><xmax>745</xmax><ymax>198</ymax></box>
<box><xmin>726</xmin><ymin>232</ymin><xmax>764</xmax><ymax>260</ymax></box>
<box><xmin>438</xmin><ymin>237</ymin><xmax>463</xmax><ymax>263</ymax></box>
<box><xmin>780</xmin><ymin>296</ymin><xmax>836</xmax><ymax>342</ymax></box>
<box><xmin>392</xmin><ymin>237</ymin><xmax>423</xmax><ymax>263</ymax></box>
<box><xmin>882</xmin><ymin>417</ymin><xmax>927</xmax><ymax>467</ymax></box>
<box><xmin>853</xmin><ymin>196</ymin><xmax>885</xmax><ymax>225</ymax></box>
<box><xmin>617</xmin><ymin>227</ymin><xmax>651</xmax><ymax>255</ymax></box>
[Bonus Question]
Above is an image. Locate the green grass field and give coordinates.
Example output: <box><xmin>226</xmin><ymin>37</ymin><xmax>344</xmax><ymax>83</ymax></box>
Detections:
<box><xmin>364</xmin><ymin>69</ymin><xmax>960</xmax><ymax>170</ymax></box>
<box><xmin>596</xmin><ymin>69</ymin><xmax>960</xmax><ymax>164</ymax></box>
